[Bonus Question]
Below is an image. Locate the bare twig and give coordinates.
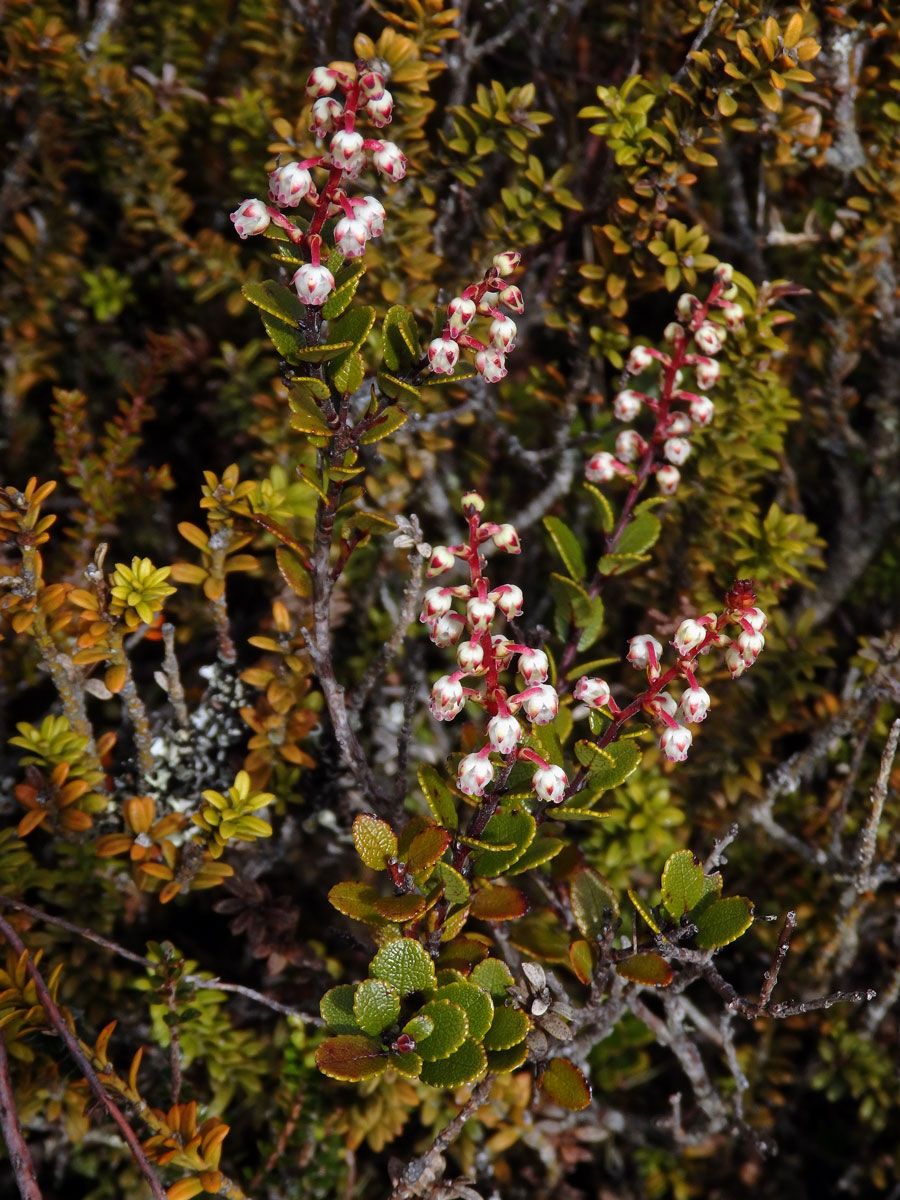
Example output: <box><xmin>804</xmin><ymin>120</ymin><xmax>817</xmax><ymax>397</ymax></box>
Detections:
<box><xmin>855</xmin><ymin>718</ymin><xmax>900</xmax><ymax>893</ymax></box>
<box><xmin>758</xmin><ymin>910</ymin><xmax>796</xmax><ymax>1010</ymax></box>
<box><xmin>0</xmin><ymin>1031</ymin><xmax>43</xmax><ymax>1200</ymax></box>
<box><xmin>0</xmin><ymin>915</ymin><xmax>168</xmax><ymax>1200</ymax></box>
<box><xmin>388</xmin><ymin>1076</ymin><xmax>494</xmax><ymax>1199</ymax></box>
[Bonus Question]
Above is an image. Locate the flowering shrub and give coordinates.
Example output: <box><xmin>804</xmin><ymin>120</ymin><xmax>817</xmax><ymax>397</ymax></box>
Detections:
<box><xmin>2</xmin><ymin>5</ymin><xmax>900</xmax><ymax>1200</ymax></box>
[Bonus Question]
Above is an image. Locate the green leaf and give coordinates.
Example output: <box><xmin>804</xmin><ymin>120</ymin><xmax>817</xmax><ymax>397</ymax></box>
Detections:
<box><xmin>275</xmin><ymin>545</ymin><xmax>311</xmax><ymax>598</ymax></box>
<box><xmin>414</xmin><ymin>1000</ymin><xmax>469</xmax><ymax>1061</ymax></box>
<box><xmin>433</xmin><ymin>982</ymin><xmax>494</xmax><ymax>1041</ymax></box>
<box><xmin>571</xmin><ymin>867</ymin><xmax>619</xmax><ymax>939</ymax></box>
<box><xmin>539</xmin><ymin>1058</ymin><xmax>592</xmax><ymax>1110</ymax></box>
<box><xmin>597</xmin><ymin>551</ymin><xmax>649</xmax><ymax>576</ymax></box>
<box><xmin>352</xmin><ymin>814</ymin><xmax>398</xmax><ymax>870</ymax></box>
<box><xmin>370</xmin><ymin>939</ymin><xmax>436</xmax><ymax>996</ymax></box>
<box><xmin>353</xmin><ymin>978</ymin><xmax>401</xmax><ymax>1035</ymax></box>
<box><xmin>470</xmin><ymin>958</ymin><xmax>515</xmax><ymax>1000</ymax></box>
<box><xmin>483</xmin><ymin>1005</ymin><xmax>530</xmax><ymax>1052</ymax></box>
<box><xmin>402</xmin><ymin>1014</ymin><xmax>435</xmax><ymax>1041</ymax></box>
<box><xmin>342</xmin><ymin>511</ymin><xmax>399</xmax><ymax>538</ymax></box>
<box><xmin>508</xmin><ymin>911</ymin><xmax>570</xmax><ymax>963</ymax></box>
<box><xmin>614</xmin><ymin>511</ymin><xmax>662</xmax><ymax>558</ymax></box>
<box><xmin>583</xmin><ymin>481</ymin><xmax>615</xmax><ymax>532</ymax></box>
<box><xmin>551</xmin><ymin>806</ymin><xmax>611</xmax><ymax>823</ymax></box>
<box><xmin>486</xmin><ymin>1042</ymin><xmax>530</xmax><ymax>1073</ymax></box>
<box><xmin>573</xmin><ymin>738</ymin><xmax>641</xmax><ymax>791</ymax></box>
<box><xmin>320</xmin><ymin>984</ymin><xmax>359</xmax><ymax>1033</ymax></box>
<box><xmin>418</xmin><ymin>765</ymin><xmax>458</xmax><ymax>830</ymax></box>
<box><xmin>288</xmin><ymin>340</ymin><xmax>355</xmax><ymax>364</ymax></box>
<box><xmin>543</xmin><ymin>516</ymin><xmax>586</xmax><ymax>581</ymax></box>
<box><xmin>428</xmin><ymin>861</ymin><xmax>469</xmax><ymax>905</ymax></box>
<box><xmin>692</xmin><ymin>896</ymin><xmax>754</xmax><ymax>948</ymax></box>
<box><xmin>470</xmin><ymin>884</ymin><xmax>529</xmax><ymax>922</ymax></box>
<box><xmin>421</xmin><ymin>363</ymin><xmax>478</xmax><ymax>387</ymax></box>
<box><xmin>615</xmin><ymin>952</ymin><xmax>673</xmax><ymax>987</ymax></box>
<box><xmin>261</xmin><ymin>311</ymin><xmax>308</xmax><ymax>363</ymax></box>
<box><xmin>242</xmin><ymin>280</ymin><xmax>306</xmax><ymax>325</ymax></box>
<box><xmin>359</xmin><ymin>405</ymin><xmax>408</xmax><ymax>444</ymax></box>
<box><xmin>377</xmin><ymin>370</ymin><xmax>421</xmax><ymax>403</ymax></box>
<box><xmin>328</xmin><ymin>881</ymin><xmax>394</xmax><ymax>927</ymax></box>
<box><xmin>389</xmin><ymin>1049</ymin><xmax>423</xmax><ymax>1077</ymax></box>
<box><xmin>382</xmin><ymin>305</ymin><xmax>421</xmax><ymax>371</ymax></box>
<box><xmin>660</xmin><ymin>849</ymin><xmax>704</xmax><ymax>919</ymax></box>
<box><xmin>329</xmin><ymin>350</ymin><xmax>365</xmax><ymax>394</ymax></box>
<box><xmin>469</xmin><ymin>808</ymin><xmax>536</xmax><ymax>878</ymax></box>
<box><xmin>578</xmin><ymin>595</ymin><xmax>606</xmax><ymax>653</ymax></box>
<box><xmin>419</xmin><ymin>1039</ymin><xmax>487</xmax><ymax>1088</ymax></box>
<box><xmin>315</xmin><ymin>1035</ymin><xmax>385</xmax><ymax>1081</ymax></box>
<box><xmin>288</xmin><ymin>392</ymin><xmax>333</xmax><ymax>436</ymax></box>
<box><xmin>322</xmin><ymin>260</ymin><xmax>366</xmax><ymax>319</ymax></box>
<box><xmin>504</xmin><ymin>834</ymin><xmax>564</xmax><ymax>875</ymax></box>
<box><xmin>329</xmin><ymin>304</ymin><xmax>376</xmax><ymax>352</ymax></box>
<box><xmin>406</xmin><ymin>826</ymin><xmax>452</xmax><ymax>873</ymax></box>
<box><xmin>627</xmin><ymin>888</ymin><xmax>661</xmax><ymax>934</ymax></box>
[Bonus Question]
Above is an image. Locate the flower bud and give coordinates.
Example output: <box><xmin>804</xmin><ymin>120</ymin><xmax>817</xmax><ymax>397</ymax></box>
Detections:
<box><xmin>457</xmin><ymin>752</ymin><xmax>494</xmax><ymax>797</ymax></box>
<box><xmin>474</xmin><ymin>349</ymin><xmax>507</xmax><ymax>383</ymax></box>
<box><xmin>676</xmin><ymin>293</ymin><xmax>700</xmax><ymax>319</ymax></box>
<box><xmin>371</xmin><ymin>140</ymin><xmax>407</xmax><ymax>180</ymax></box>
<box><xmin>489</xmin><ymin>315</ymin><xmax>517</xmax><ymax>353</ymax></box>
<box><xmin>646</xmin><ymin>691</ymin><xmax>677</xmax><ymax>718</ymax></box>
<box><xmin>493</xmin><ymin>250</ymin><xmax>522</xmax><ymax>276</ymax></box>
<box><xmin>741</xmin><ymin>606</ymin><xmax>768</xmax><ymax>633</ymax></box>
<box><xmin>428</xmin><ymin>336</ymin><xmax>460</xmax><ymax>376</ymax></box>
<box><xmin>269</xmin><ymin>162</ymin><xmax>314</xmax><ymax>207</ymax></box>
<box><xmin>309</xmin><ymin>97</ymin><xmax>343</xmax><ymax>137</ymax></box>
<box><xmin>695</xmin><ymin>323</ymin><xmax>724</xmax><ymax>355</ymax></box>
<box><xmin>489</xmin><ymin>584</ymin><xmax>524</xmax><ymax>619</ymax></box>
<box><xmin>292</xmin><ymin>263</ymin><xmax>335</xmax><ymax>305</ymax></box>
<box><xmin>230</xmin><ymin>199</ymin><xmax>270</xmax><ymax>239</ymax></box>
<box><xmin>429</xmin><ymin>675</ymin><xmax>465</xmax><ymax>721</ymax></box>
<box><xmin>664</xmin><ymin>437</ymin><xmax>691</xmax><ymax>466</ymax></box>
<box><xmin>660</xmin><ymin>724</ymin><xmax>692</xmax><ymax>762</ymax></box>
<box><xmin>461</xmin><ymin>491</ymin><xmax>485</xmax><ymax>512</ymax></box>
<box><xmin>738</xmin><ymin>628</ymin><xmax>765</xmax><ymax>665</ymax></box>
<box><xmin>518</xmin><ymin>647</ymin><xmax>549</xmax><ymax>685</ymax></box>
<box><xmin>694</xmin><ymin>357</ymin><xmax>720</xmax><ymax>390</ymax></box>
<box><xmin>665</xmin><ymin>412</ymin><xmax>692</xmax><ymax>436</ymax></box>
<box><xmin>613</xmin><ymin>389</ymin><xmax>643</xmax><ymax>422</ymax></box>
<box><xmin>585</xmin><ymin>451</ymin><xmax>621</xmax><ymax>483</ymax></box>
<box><xmin>626</xmin><ymin>634</ymin><xmax>662</xmax><ymax>674</ymax></box>
<box><xmin>656</xmin><ymin>464</ymin><xmax>681</xmax><ymax>495</ymax></box>
<box><xmin>305</xmin><ymin>66</ymin><xmax>337</xmax><ymax>98</ymax></box>
<box><xmin>427</xmin><ymin>546</ymin><xmax>456</xmax><ymax>577</ymax></box>
<box><xmin>689</xmin><ymin>395</ymin><xmax>715</xmax><ymax>426</ymax></box>
<box><xmin>725</xmin><ymin>642</ymin><xmax>747</xmax><ymax>677</ymax></box>
<box><xmin>519</xmin><ymin>684</ymin><xmax>559</xmax><ymax>725</ymax></box>
<box><xmin>680</xmin><ymin>686</ymin><xmax>711</xmax><ymax>723</ymax></box>
<box><xmin>456</xmin><ymin>639</ymin><xmax>486</xmax><ymax>673</ymax></box>
<box><xmin>365</xmin><ymin>89</ymin><xmax>393</xmax><ymax>128</ymax></box>
<box><xmin>491</xmin><ymin>635</ymin><xmax>515</xmax><ymax>666</ymax></box>
<box><xmin>663</xmin><ymin>322</ymin><xmax>683</xmax><ymax>344</ymax></box>
<box><xmin>616</xmin><ymin>429</ymin><xmax>647</xmax><ymax>464</ymax></box>
<box><xmin>673</xmin><ymin>618</ymin><xmax>707</xmax><ymax>656</ymax></box>
<box><xmin>627</xmin><ymin>345</ymin><xmax>655</xmax><ymax>373</ymax></box>
<box><xmin>573</xmin><ymin>676</ymin><xmax>611</xmax><ymax>709</ymax></box>
<box><xmin>487</xmin><ymin>713</ymin><xmax>522</xmax><ymax>755</ymax></box>
<box><xmin>355</xmin><ymin>196</ymin><xmax>385</xmax><ymax>237</ymax></box>
<box><xmin>532</xmin><ymin>764</ymin><xmax>568</xmax><ymax>804</ymax></box>
<box><xmin>447</xmin><ymin>296</ymin><xmax>477</xmax><ymax>336</ymax></box>
<box><xmin>358</xmin><ymin>70</ymin><xmax>386</xmax><ymax>101</ymax></box>
<box><xmin>420</xmin><ymin>587</ymin><xmax>452</xmax><ymax>622</ymax></box>
<box><xmin>722</xmin><ymin>302</ymin><xmax>744</xmax><ymax>330</ymax></box>
<box><xmin>492</xmin><ymin>523</ymin><xmax>521</xmax><ymax>554</ymax></box>
<box><xmin>334</xmin><ymin>216</ymin><xmax>368</xmax><ymax>258</ymax></box>
<box><xmin>466</xmin><ymin>596</ymin><xmax>496</xmax><ymax>632</ymax></box>
<box><xmin>498</xmin><ymin>285</ymin><xmax>524</xmax><ymax>314</ymax></box>
<box><xmin>430</xmin><ymin>612</ymin><xmax>466</xmax><ymax>647</ymax></box>
<box><xmin>330</xmin><ymin>129</ymin><xmax>365</xmax><ymax>172</ymax></box>
<box><xmin>714</xmin><ymin>262</ymin><xmax>734</xmax><ymax>284</ymax></box>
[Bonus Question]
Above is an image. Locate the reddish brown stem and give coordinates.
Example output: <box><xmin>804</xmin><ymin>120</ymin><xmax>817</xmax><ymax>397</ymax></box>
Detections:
<box><xmin>0</xmin><ymin>1031</ymin><xmax>43</xmax><ymax>1200</ymax></box>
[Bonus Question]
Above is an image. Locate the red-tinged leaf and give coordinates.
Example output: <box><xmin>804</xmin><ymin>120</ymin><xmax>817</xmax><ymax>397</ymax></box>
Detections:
<box><xmin>568</xmin><ymin>939</ymin><xmax>594</xmax><ymax>984</ymax></box>
<box><xmin>539</xmin><ymin>1057</ymin><xmax>592</xmax><ymax>1111</ymax></box>
<box><xmin>372</xmin><ymin>893</ymin><xmax>428</xmax><ymax>922</ymax></box>
<box><xmin>405</xmin><ymin>826</ymin><xmax>452</xmax><ymax>873</ymax></box>
<box><xmin>315</xmin><ymin>1035</ymin><xmax>386</xmax><ymax>1081</ymax></box>
<box><xmin>328</xmin><ymin>881</ymin><xmax>392</xmax><ymax>926</ymax></box>
<box><xmin>615</xmin><ymin>952</ymin><xmax>673</xmax><ymax>987</ymax></box>
<box><xmin>437</xmin><ymin>934</ymin><xmax>491</xmax><ymax>973</ymax></box>
<box><xmin>470</xmin><ymin>884</ymin><xmax>529</xmax><ymax>922</ymax></box>
<box><xmin>275</xmin><ymin>545</ymin><xmax>311</xmax><ymax>598</ymax></box>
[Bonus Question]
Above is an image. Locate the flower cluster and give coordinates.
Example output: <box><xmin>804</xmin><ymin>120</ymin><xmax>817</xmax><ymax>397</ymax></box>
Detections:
<box><xmin>427</xmin><ymin>251</ymin><xmax>524</xmax><ymax>383</ymax></box>
<box><xmin>229</xmin><ymin>59</ymin><xmax>407</xmax><ymax>306</ymax></box>
<box><xmin>585</xmin><ymin>263</ymin><xmax>743</xmax><ymax>495</ymax></box>
<box><xmin>574</xmin><ymin>578</ymin><xmax>767</xmax><ymax>763</ymax></box>
<box><xmin>424</xmin><ymin>493</ymin><xmax>567</xmax><ymax>803</ymax></box>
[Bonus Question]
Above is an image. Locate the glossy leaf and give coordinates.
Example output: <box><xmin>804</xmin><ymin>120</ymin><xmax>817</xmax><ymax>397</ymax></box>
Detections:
<box><xmin>568</xmin><ymin>939</ymin><xmax>594</xmax><ymax>984</ymax></box>
<box><xmin>321</xmin><ymin>260</ymin><xmax>366</xmax><ymax>319</ymax></box>
<box><xmin>471</xmin><ymin>884</ymin><xmax>529</xmax><ymax>922</ymax></box>
<box><xmin>370</xmin><ymin>938</ymin><xmax>436</xmax><ymax>996</ymax></box>
<box><xmin>544</xmin><ymin>515</ymin><xmax>586</xmax><ymax>581</ymax></box>
<box><xmin>419</xmin><ymin>1039</ymin><xmax>487</xmax><ymax>1088</ymax></box>
<box><xmin>414</xmin><ymin>999</ymin><xmax>469</xmax><ymax>1061</ymax></box>
<box><xmin>470</xmin><ymin>957</ymin><xmax>515</xmax><ymax>1000</ymax></box>
<box><xmin>352</xmin><ymin>813</ymin><xmax>398</xmax><ymax>870</ymax></box>
<box><xmin>418</xmin><ymin>765</ymin><xmax>458</xmax><ymax>830</ymax></box>
<box><xmin>660</xmin><ymin>849</ymin><xmax>704</xmax><ymax>919</ymax></box>
<box><xmin>693</xmin><ymin>896</ymin><xmax>754</xmax><ymax>949</ymax></box>
<box><xmin>469</xmin><ymin>808</ymin><xmax>536</xmax><ymax>878</ymax></box>
<box><xmin>615</xmin><ymin>952</ymin><xmax>673</xmax><ymax>987</ymax></box>
<box><xmin>359</xmin><ymin>405</ymin><xmax>409</xmax><ymax>444</ymax></box>
<box><xmin>482</xmin><ymin>1004</ymin><xmax>530</xmax><ymax>1051</ymax></box>
<box><xmin>320</xmin><ymin>984</ymin><xmax>359</xmax><ymax>1033</ymax></box>
<box><xmin>573</xmin><ymin>738</ymin><xmax>641</xmax><ymax>791</ymax></box>
<box><xmin>353</xmin><ymin>978</ymin><xmax>401</xmax><ymax>1035</ymax></box>
<box><xmin>405</xmin><ymin>826</ymin><xmax>452</xmax><ymax>873</ymax></box>
<box><xmin>328</xmin><ymin>881</ymin><xmax>394</xmax><ymax>928</ymax></box>
<box><xmin>428</xmin><ymin>860</ymin><xmax>470</xmax><ymax>905</ymax></box>
<box><xmin>433</xmin><ymin>982</ymin><xmax>494</xmax><ymax>1041</ymax></box>
<box><xmin>315</xmin><ymin>1034</ymin><xmax>385</xmax><ymax>1081</ymax></box>
<box><xmin>539</xmin><ymin>1058</ymin><xmax>592</xmax><ymax>1110</ymax></box>
<box><xmin>571</xmin><ymin>867</ymin><xmax>619</xmax><ymax>939</ymax></box>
